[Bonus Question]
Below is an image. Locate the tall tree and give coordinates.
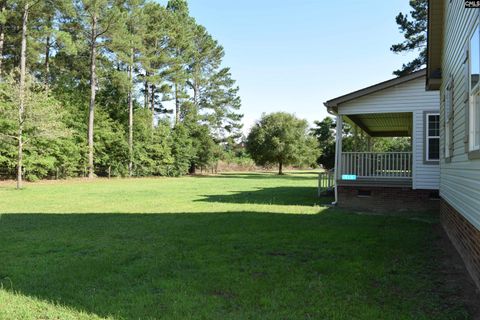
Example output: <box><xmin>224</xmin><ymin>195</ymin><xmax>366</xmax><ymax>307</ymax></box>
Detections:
<box><xmin>0</xmin><ymin>0</ymin><xmax>7</xmax><ymax>76</ymax></box>
<box><xmin>187</xmin><ymin>24</ymin><xmax>222</xmax><ymax>108</ymax></box>
<box><xmin>16</xmin><ymin>0</ymin><xmax>28</xmax><ymax>189</ymax></box>
<box><xmin>391</xmin><ymin>0</ymin><xmax>427</xmax><ymax>76</ymax></box>
<box><xmin>201</xmin><ymin>67</ymin><xmax>243</xmax><ymax>143</ymax></box>
<box><xmin>185</xmin><ymin>24</ymin><xmax>243</xmax><ymax>172</ymax></box>
<box><xmin>75</xmin><ymin>0</ymin><xmax>120</xmax><ymax>178</ymax></box>
<box><xmin>141</xmin><ymin>1</ymin><xmax>170</xmax><ymax>127</ymax></box>
<box><xmin>37</xmin><ymin>0</ymin><xmax>76</xmax><ymax>91</ymax></box>
<box><xmin>166</xmin><ymin>0</ymin><xmax>192</xmax><ymax>125</ymax></box>
<box><xmin>113</xmin><ymin>0</ymin><xmax>145</xmax><ymax>176</ymax></box>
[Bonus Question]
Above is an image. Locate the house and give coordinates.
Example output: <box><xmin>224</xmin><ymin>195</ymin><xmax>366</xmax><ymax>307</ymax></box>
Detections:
<box><xmin>427</xmin><ymin>0</ymin><xmax>480</xmax><ymax>291</ymax></box>
<box><xmin>324</xmin><ymin>69</ymin><xmax>441</xmax><ymax>212</ymax></box>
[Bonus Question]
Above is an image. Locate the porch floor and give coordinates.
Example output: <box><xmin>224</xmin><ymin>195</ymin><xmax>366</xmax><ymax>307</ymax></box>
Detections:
<box><xmin>337</xmin><ymin>177</ymin><xmax>412</xmax><ymax>188</ymax></box>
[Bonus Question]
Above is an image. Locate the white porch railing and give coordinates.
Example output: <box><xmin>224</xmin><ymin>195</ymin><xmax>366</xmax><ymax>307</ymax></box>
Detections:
<box><xmin>340</xmin><ymin>152</ymin><xmax>412</xmax><ymax>179</ymax></box>
<box><xmin>318</xmin><ymin>170</ymin><xmax>335</xmax><ymax>196</ymax></box>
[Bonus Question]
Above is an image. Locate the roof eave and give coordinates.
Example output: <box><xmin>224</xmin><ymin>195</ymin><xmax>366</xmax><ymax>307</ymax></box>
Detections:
<box><xmin>323</xmin><ymin>69</ymin><xmax>426</xmax><ymax>109</ymax></box>
<box><xmin>426</xmin><ymin>78</ymin><xmax>442</xmax><ymax>91</ymax></box>
<box><xmin>426</xmin><ymin>0</ymin><xmax>444</xmax><ymax>91</ymax></box>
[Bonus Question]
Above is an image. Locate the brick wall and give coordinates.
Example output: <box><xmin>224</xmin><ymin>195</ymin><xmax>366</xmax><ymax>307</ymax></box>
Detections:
<box><xmin>337</xmin><ymin>186</ymin><xmax>440</xmax><ymax>212</ymax></box>
<box><xmin>441</xmin><ymin>199</ymin><xmax>480</xmax><ymax>291</ymax></box>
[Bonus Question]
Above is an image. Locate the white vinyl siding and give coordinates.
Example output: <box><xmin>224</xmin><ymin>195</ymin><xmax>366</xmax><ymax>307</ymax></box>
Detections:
<box><xmin>414</xmin><ymin>110</ymin><xmax>440</xmax><ymax>190</ymax></box>
<box><xmin>440</xmin><ymin>0</ymin><xmax>480</xmax><ymax>230</ymax></box>
<box><xmin>337</xmin><ymin>77</ymin><xmax>440</xmax><ymax>190</ymax></box>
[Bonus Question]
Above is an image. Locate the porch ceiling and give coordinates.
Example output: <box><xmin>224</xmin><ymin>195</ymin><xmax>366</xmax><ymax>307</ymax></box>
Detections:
<box><xmin>345</xmin><ymin>112</ymin><xmax>412</xmax><ymax>137</ymax></box>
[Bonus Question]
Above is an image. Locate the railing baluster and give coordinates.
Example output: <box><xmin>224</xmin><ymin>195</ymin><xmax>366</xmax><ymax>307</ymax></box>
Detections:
<box><xmin>380</xmin><ymin>153</ymin><xmax>383</xmax><ymax>177</ymax></box>
<box><xmin>396</xmin><ymin>154</ymin><xmax>399</xmax><ymax>177</ymax></box>
<box><xmin>385</xmin><ymin>154</ymin><xmax>388</xmax><ymax>177</ymax></box>
<box><xmin>383</xmin><ymin>153</ymin><xmax>386</xmax><ymax>177</ymax></box>
<box><xmin>347</xmin><ymin>153</ymin><xmax>349</xmax><ymax>175</ymax></box>
<box><xmin>401</xmin><ymin>153</ymin><xmax>404</xmax><ymax>177</ymax></box>
<box><xmin>389</xmin><ymin>154</ymin><xmax>392</xmax><ymax>177</ymax></box>
<box><xmin>360</xmin><ymin>153</ymin><xmax>363</xmax><ymax>177</ymax></box>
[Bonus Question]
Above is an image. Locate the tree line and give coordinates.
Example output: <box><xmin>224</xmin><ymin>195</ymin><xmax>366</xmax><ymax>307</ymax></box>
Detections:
<box><xmin>0</xmin><ymin>0</ymin><xmax>243</xmax><ymax>188</ymax></box>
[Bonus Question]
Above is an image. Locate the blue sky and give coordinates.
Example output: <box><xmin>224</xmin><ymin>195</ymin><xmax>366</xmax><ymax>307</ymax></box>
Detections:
<box><xmin>175</xmin><ymin>0</ymin><xmax>418</xmax><ymax>132</ymax></box>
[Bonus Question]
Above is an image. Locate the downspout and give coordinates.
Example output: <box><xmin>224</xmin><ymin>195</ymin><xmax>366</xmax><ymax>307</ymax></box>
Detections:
<box><xmin>326</xmin><ymin>105</ymin><xmax>341</xmax><ymax>206</ymax></box>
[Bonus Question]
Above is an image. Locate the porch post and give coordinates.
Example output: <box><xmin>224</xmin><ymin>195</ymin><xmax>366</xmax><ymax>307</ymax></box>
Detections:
<box><xmin>334</xmin><ymin>115</ymin><xmax>343</xmax><ymax>204</ymax></box>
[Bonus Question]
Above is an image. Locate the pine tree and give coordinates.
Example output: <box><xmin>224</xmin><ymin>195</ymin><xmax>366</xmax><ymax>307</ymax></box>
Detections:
<box><xmin>111</xmin><ymin>0</ymin><xmax>146</xmax><ymax>176</ymax></box>
<box><xmin>0</xmin><ymin>0</ymin><xmax>7</xmax><ymax>76</ymax></box>
<box><xmin>74</xmin><ymin>0</ymin><xmax>121</xmax><ymax>178</ymax></box>
<box><xmin>391</xmin><ymin>0</ymin><xmax>427</xmax><ymax>76</ymax></box>
<box><xmin>141</xmin><ymin>2</ymin><xmax>171</xmax><ymax>127</ymax></box>
<box><xmin>16</xmin><ymin>0</ymin><xmax>28</xmax><ymax>188</ymax></box>
<box><xmin>187</xmin><ymin>24</ymin><xmax>223</xmax><ymax>108</ymax></box>
<box><xmin>166</xmin><ymin>0</ymin><xmax>193</xmax><ymax>125</ymax></box>
<box><xmin>201</xmin><ymin>67</ymin><xmax>243</xmax><ymax>143</ymax></box>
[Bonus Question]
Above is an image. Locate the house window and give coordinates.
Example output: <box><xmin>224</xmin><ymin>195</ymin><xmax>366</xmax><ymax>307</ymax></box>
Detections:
<box><xmin>445</xmin><ymin>81</ymin><xmax>453</xmax><ymax>158</ymax></box>
<box><xmin>469</xmin><ymin>26</ymin><xmax>480</xmax><ymax>151</ymax></box>
<box><xmin>426</xmin><ymin>113</ymin><xmax>440</xmax><ymax>162</ymax></box>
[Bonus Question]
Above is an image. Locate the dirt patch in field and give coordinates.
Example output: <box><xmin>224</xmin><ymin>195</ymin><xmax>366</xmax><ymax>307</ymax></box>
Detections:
<box><xmin>434</xmin><ymin>224</ymin><xmax>480</xmax><ymax>319</ymax></box>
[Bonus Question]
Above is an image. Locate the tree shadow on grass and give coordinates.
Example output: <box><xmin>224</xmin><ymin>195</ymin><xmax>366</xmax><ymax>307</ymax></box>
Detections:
<box><xmin>0</xmin><ymin>210</ymin><xmax>472</xmax><ymax>320</ymax></box>
<box><xmin>197</xmin><ymin>186</ymin><xmax>333</xmax><ymax>206</ymax></box>
<box><xmin>193</xmin><ymin>172</ymin><xmax>320</xmax><ymax>181</ymax></box>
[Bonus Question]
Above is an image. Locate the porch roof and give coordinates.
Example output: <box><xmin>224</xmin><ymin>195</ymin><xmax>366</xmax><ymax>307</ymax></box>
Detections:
<box><xmin>344</xmin><ymin>112</ymin><xmax>412</xmax><ymax>137</ymax></box>
<box><xmin>324</xmin><ymin>71</ymin><xmax>424</xmax><ymax>138</ymax></box>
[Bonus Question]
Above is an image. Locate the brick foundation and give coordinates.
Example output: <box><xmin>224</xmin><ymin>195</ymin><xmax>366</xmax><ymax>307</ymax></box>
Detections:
<box><xmin>337</xmin><ymin>186</ymin><xmax>440</xmax><ymax>212</ymax></box>
<box><xmin>441</xmin><ymin>199</ymin><xmax>480</xmax><ymax>291</ymax></box>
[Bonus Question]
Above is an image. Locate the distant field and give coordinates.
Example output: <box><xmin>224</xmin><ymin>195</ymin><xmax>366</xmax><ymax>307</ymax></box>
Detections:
<box><xmin>0</xmin><ymin>172</ymin><xmax>471</xmax><ymax>319</ymax></box>
<box><xmin>0</xmin><ymin>171</ymin><xmax>328</xmax><ymax>214</ymax></box>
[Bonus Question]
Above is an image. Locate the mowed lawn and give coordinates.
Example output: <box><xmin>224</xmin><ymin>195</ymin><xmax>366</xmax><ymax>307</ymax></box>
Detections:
<box><xmin>0</xmin><ymin>172</ymin><xmax>470</xmax><ymax>319</ymax></box>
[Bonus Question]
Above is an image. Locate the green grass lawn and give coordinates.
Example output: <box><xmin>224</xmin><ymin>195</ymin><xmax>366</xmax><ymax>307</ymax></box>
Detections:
<box><xmin>0</xmin><ymin>172</ymin><xmax>470</xmax><ymax>319</ymax></box>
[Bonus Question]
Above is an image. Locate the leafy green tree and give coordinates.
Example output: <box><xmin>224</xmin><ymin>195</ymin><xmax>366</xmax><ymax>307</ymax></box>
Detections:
<box><xmin>391</xmin><ymin>0</ymin><xmax>427</xmax><ymax>76</ymax></box>
<box><xmin>311</xmin><ymin>117</ymin><xmax>336</xmax><ymax>170</ymax></box>
<box><xmin>93</xmin><ymin>107</ymin><xmax>129</xmax><ymax>177</ymax></box>
<box><xmin>372</xmin><ymin>137</ymin><xmax>411</xmax><ymax>152</ymax></box>
<box><xmin>170</xmin><ymin>124</ymin><xmax>194</xmax><ymax>176</ymax></box>
<box><xmin>247</xmin><ymin>112</ymin><xmax>319</xmax><ymax>175</ymax></box>
<box><xmin>0</xmin><ymin>73</ymin><xmax>68</xmax><ymax>186</ymax></box>
<box><xmin>130</xmin><ymin>110</ymin><xmax>172</xmax><ymax>176</ymax></box>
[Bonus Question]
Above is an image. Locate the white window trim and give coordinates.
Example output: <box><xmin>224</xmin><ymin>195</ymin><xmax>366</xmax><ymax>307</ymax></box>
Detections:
<box><xmin>445</xmin><ymin>80</ymin><xmax>453</xmax><ymax>158</ymax></box>
<box><xmin>426</xmin><ymin>113</ymin><xmax>440</xmax><ymax>162</ymax></box>
<box><xmin>469</xmin><ymin>25</ymin><xmax>480</xmax><ymax>151</ymax></box>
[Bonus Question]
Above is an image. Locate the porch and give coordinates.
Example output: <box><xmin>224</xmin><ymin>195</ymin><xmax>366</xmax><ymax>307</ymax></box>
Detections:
<box><xmin>339</xmin><ymin>151</ymin><xmax>412</xmax><ymax>187</ymax></box>
<box><xmin>335</xmin><ymin>112</ymin><xmax>414</xmax><ymax>188</ymax></box>
<box><xmin>321</xmin><ymin>70</ymin><xmax>440</xmax><ymax>211</ymax></box>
